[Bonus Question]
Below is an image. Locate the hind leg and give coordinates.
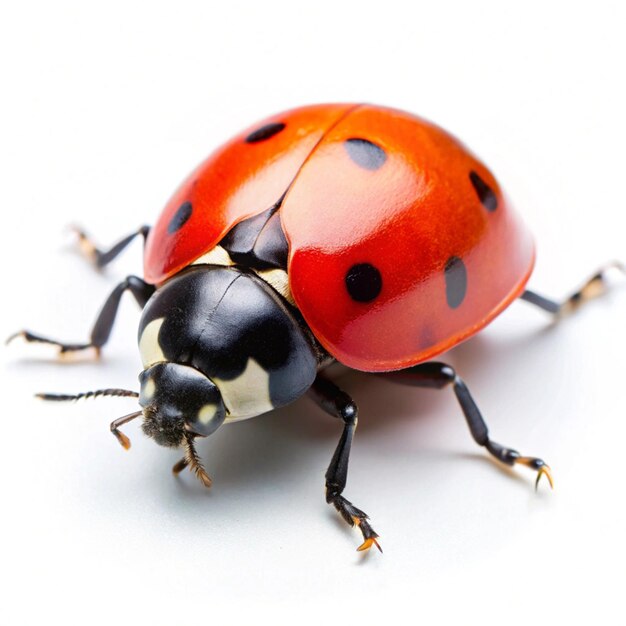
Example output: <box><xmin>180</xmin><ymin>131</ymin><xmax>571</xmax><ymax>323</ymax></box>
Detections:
<box><xmin>521</xmin><ymin>261</ymin><xmax>625</xmax><ymax>315</ymax></box>
<box><xmin>381</xmin><ymin>362</ymin><xmax>553</xmax><ymax>489</ymax></box>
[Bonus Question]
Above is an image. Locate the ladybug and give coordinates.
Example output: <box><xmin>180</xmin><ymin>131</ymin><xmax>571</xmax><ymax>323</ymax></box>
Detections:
<box><xmin>10</xmin><ymin>103</ymin><xmax>622</xmax><ymax>552</ymax></box>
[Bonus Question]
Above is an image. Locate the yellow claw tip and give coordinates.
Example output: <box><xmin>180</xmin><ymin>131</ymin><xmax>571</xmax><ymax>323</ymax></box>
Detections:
<box><xmin>356</xmin><ymin>537</ymin><xmax>382</xmax><ymax>553</ymax></box>
<box><xmin>535</xmin><ymin>466</ymin><xmax>554</xmax><ymax>491</ymax></box>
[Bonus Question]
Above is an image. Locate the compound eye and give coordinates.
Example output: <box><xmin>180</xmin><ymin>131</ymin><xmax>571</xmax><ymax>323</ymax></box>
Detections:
<box><xmin>186</xmin><ymin>397</ymin><xmax>226</xmax><ymax>437</ymax></box>
<box><xmin>138</xmin><ymin>373</ymin><xmax>157</xmax><ymax>406</ymax></box>
<box><xmin>189</xmin><ymin>402</ymin><xmax>219</xmax><ymax>429</ymax></box>
<box><xmin>197</xmin><ymin>403</ymin><xmax>218</xmax><ymax>425</ymax></box>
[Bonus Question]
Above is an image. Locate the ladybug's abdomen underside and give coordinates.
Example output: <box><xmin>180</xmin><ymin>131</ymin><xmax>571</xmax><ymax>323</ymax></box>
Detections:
<box><xmin>281</xmin><ymin>105</ymin><xmax>535</xmax><ymax>371</ymax></box>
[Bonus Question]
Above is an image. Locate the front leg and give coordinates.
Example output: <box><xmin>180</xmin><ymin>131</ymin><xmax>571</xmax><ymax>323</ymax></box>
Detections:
<box><xmin>307</xmin><ymin>375</ymin><xmax>381</xmax><ymax>553</ymax></box>
<box><xmin>172</xmin><ymin>434</ymin><xmax>212</xmax><ymax>489</ymax></box>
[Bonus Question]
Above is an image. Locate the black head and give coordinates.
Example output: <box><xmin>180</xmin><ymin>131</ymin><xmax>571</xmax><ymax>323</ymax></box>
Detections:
<box><xmin>138</xmin><ymin>362</ymin><xmax>226</xmax><ymax>447</ymax></box>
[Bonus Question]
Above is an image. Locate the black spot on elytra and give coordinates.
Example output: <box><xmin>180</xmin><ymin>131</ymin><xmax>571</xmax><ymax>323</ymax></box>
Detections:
<box><xmin>344</xmin><ymin>138</ymin><xmax>387</xmax><ymax>170</ymax></box>
<box><xmin>245</xmin><ymin>122</ymin><xmax>286</xmax><ymax>143</ymax></box>
<box><xmin>167</xmin><ymin>201</ymin><xmax>193</xmax><ymax>234</ymax></box>
<box><xmin>469</xmin><ymin>171</ymin><xmax>498</xmax><ymax>212</ymax></box>
<box><xmin>345</xmin><ymin>263</ymin><xmax>382</xmax><ymax>302</ymax></box>
<box><xmin>445</xmin><ymin>256</ymin><xmax>467</xmax><ymax>309</ymax></box>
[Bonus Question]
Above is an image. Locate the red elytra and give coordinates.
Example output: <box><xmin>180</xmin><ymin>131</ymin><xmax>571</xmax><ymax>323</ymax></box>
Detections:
<box><xmin>143</xmin><ymin>104</ymin><xmax>355</xmax><ymax>283</ymax></box>
<box><xmin>144</xmin><ymin>104</ymin><xmax>534</xmax><ymax>372</ymax></box>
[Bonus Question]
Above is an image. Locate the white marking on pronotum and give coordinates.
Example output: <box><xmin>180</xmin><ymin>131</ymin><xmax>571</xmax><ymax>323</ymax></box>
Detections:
<box><xmin>213</xmin><ymin>358</ymin><xmax>273</xmax><ymax>422</ymax></box>
<box><xmin>138</xmin><ymin>318</ymin><xmax>166</xmax><ymax>367</ymax></box>
<box><xmin>253</xmin><ymin>268</ymin><xmax>295</xmax><ymax>306</ymax></box>
<box><xmin>192</xmin><ymin>246</ymin><xmax>234</xmax><ymax>267</ymax></box>
<box><xmin>191</xmin><ymin>245</ymin><xmax>297</xmax><ymax>308</ymax></box>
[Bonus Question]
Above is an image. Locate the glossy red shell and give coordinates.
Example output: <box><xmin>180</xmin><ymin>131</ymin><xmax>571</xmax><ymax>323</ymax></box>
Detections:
<box><xmin>143</xmin><ymin>104</ymin><xmax>355</xmax><ymax>283</ymax></box>
<box><xmin>144</xmin><ymin>104</ymin><xmax>535</xmax><ymax>372</ymax></box>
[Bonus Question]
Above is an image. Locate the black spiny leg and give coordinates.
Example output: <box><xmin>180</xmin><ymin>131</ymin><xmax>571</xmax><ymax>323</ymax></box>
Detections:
<box><xmin>8</xmin><ymin>276</ymin><xmax>155</xmax><ymax>357</ymax></box>
<box><xmin>308</xmin><ymin>376</ymin><xmax>381</xmax><ymax>553</ymax></box>
<box><xmin>521</xmin><ymin>261</ymin><xmax>625</xmax><ymax>316</ymax></box>
<box><xmin>383</xmin><ymin>363</ymin><xmax>554</xmax><ymax>490</ymax></box>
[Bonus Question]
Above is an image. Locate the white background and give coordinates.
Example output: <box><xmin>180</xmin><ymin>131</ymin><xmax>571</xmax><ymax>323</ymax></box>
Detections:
<box><xmin>1</xmin><ymin>1</ymin><xmax>625</xmax><ymax>624</ymax></box>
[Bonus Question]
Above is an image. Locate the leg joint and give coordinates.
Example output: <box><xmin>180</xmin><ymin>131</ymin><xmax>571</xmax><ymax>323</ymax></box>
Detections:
<box><xmin>440</xmin><ymin>364</ymin><xmax>457</xmax><ymax>383</ymax></box>
<box><xmin>325</xmin><ymin>484</ymin><xmax>341</xmax><ymax>502</ymax></box>
<box><xmin>308</xmin><ymin>376</ymin><xmax>358</xmax><ymax>423</ymax></box>
<box><xmin>340</xmin><ymin>401</ymin><xmax>358</xmax><ymax>425</ymax></box>
<box><xmin>486</xmin><ymin>440</ymin><xmax>519</xmax><ymax>465</ymax></box>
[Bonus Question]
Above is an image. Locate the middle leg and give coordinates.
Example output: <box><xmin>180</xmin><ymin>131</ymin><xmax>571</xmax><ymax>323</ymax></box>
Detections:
<box><xmin>72</xmin><ymin>225</ymin><xmax>150</xmax><ymax>270</ymax></box>
<box><xmin>8</xmin><ymin>275</ymin><xmax>155</xmax><ymax>356</ymax></box>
